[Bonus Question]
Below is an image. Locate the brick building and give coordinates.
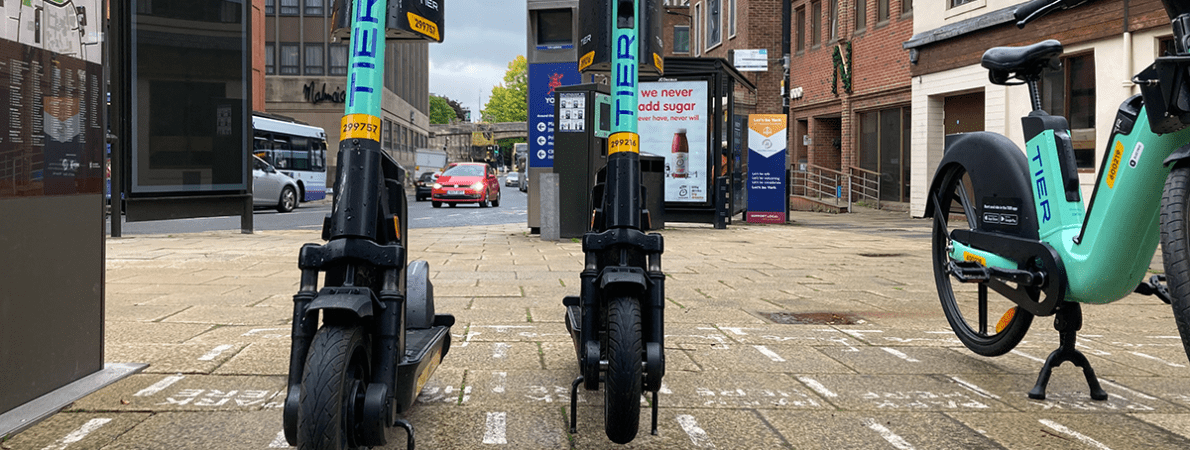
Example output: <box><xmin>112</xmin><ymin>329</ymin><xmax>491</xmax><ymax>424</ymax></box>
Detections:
<box><xmin>903</xmin><ymin>0</ymin><xmax>1174</xmax><ymax>216</ymax></box>
<box><xmin>788</xmin><ymin>0</ymin><xmax>915</xmax><ymax>206</ymax></box>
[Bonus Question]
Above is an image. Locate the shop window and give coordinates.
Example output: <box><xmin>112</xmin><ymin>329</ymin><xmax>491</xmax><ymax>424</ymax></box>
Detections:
<box><xmin>859</xmin><ymin>106</ymin><xmax>911</xmax><ymax>202</ymax></box>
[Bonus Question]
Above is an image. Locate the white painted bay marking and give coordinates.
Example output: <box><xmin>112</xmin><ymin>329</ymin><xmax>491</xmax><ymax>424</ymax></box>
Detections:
<box><xmin>492</xmin><ymin>343</ymin><xmax>511</xmax><ymax>358</ymax></box>
<box><xmin>41</xmin><ymin>418</ymin><xmax>112</xmax><ymax>450</ymax></box>
<box><xmin>492</xmin><ymin>372</ymin><xmax>506</xmax><ymax>394</ymax></box>
<box><xmin>1129</xmin><ymin>351</ymin><xmax>1186</xmax><ymax>368</ymax></box>
<box><xmin>864</xmin><ymin>418</ymin><xmax>915</xmax><ymax>450</ymax></box>
<box><xmin>1011</xmin><ymin>350</ymin><xmax>1046</xmax><ymax>363</ymax></box>
<box><xmin>134</xmin><ymin>375</ymin><xmax>184</xmax><ymax>397</ymax></box>
<box><xmin>797</xmin><ymin>376</ymin><xmax>837</xmax><ymax>398</ymax></box>
<box><xmin>268</xmin><ymin>430</ymin><xmax>288</xmax><ymax>448</ymax></box>
<box><xmin>242</xmin><ymin>328</ymin><xmax>286</xmax><ymax>337</ymax></box>
<box><xmin>660</xmin><ymin>381</ymin><xmax>673</xmax><ymax>395</ymax></box>
<box><xmin>753</xmin><ymin>345</ymin><xmax>785</xmax><ymax>362</ymax></box>
<box><xmin>1039</xmin><ymin>419</ymin><xmax>1113</xmax><ymax>450</ymax></box>
<box><xmin>482</xmin><ymin>412</ymin><xmax>507</xmax><ymax>445</ymax></box>
<box><xmin>950</xmin><ymin>376</ymin><xmax>1000</xmax><ymax>399</ymax></box>
<box><xmin>881</xmin><ymin>347</ymin><xmax>920</xmax><ymax>363</ymax></box>
<box><xmin>1099</xmin><ymin>379</ymin><xmax>1157</xmax><ymax>401</ymax></box>
<box><xmin>198</xmin><ymin>344</ymin><xmax>234</xmax><ymax>361</ymax></box>
<box><xmin>717</xmin><ymin>327</ymin><xmax>752</xmax><ymax>336</ymax></box>
<box><xmin>676</xmin><ymin>414</ymin><xmax>715</xmax><ymax>448</ymax></box>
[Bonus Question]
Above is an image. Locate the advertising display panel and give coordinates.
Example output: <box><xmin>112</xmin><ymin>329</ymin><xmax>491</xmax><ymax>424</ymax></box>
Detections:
<box><xmin>638</xmin><ymin>80</ymin><xmax>708</xmax><ymax>203</ymax></box>
<box><xmin>746</xmin><ymin>114</ymin><xmax>787</xmax><ymax>223</ymax></box>
<box><xmin>528</xmin><ymin>61</ymin><xmax>579</xmax><ymax>168</ymax></box>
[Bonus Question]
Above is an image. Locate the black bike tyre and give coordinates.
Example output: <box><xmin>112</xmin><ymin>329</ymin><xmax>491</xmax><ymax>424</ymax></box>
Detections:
<box><xmin>604</xmin><ymin>295</ymin><xmax>642</xmax><ymax>444</ymax></box>
<box><xmin>297</xmin><ymin>324</ymin><xmax>369</xmax><ymax>450</ymax></box>
<box><xmin>1160</xmin><ymin>163</ymin><xmax>1190</xmax><ymax>363</ymax></box>
<box><xmin>932</xmin><ymin>165</ymin><xmax>1033</xmax><ymax>356</ymax></box>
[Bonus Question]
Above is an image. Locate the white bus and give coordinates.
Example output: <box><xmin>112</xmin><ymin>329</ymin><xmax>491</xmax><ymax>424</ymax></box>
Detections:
<box><xmin>252</xmin><ymin>113</ymin><xmax>329</xmax><ymax>202</ymax></box>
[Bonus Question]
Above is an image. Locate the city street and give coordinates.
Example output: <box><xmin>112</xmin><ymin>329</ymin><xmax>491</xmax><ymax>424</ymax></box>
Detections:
<box><xmin>8</xmin><ymin>208</ymin><xmax>1190</xmax><ymax>449</ymax></box>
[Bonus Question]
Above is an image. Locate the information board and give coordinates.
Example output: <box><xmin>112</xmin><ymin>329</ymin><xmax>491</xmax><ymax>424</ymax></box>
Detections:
<box><xmin>528</xmin><ymin>61</ymin><xmax>579</xmax><ymax>168</ymax></box>
<box><xmin>746</xmin><ymin>114</ymin><xmax>787</xmax><ymax>223</ymax></box>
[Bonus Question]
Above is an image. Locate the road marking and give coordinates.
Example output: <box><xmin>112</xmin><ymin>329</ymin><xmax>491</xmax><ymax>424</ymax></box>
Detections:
<box><xmin>950</xmin><ymin>376</ymin><xmax>1000</xmax><ymax>399</ymax></box>
<box><xmin>1129</xmin><ymin>351</ymin><xmax>1187</xmax><ymax>368</ymax></box>
<box><xmin>492</xmin><ymin>343</ymin><xmax>511</xmax><ymax>358</ymax></box>
<box><xmin>268</xmin><ymin>430</ymin><xmax>288</xmax><ymax>448</ymax></box>
<box><xmin>1011</xmin><ymin>350</ymin><xmax>1046</xmax><ymax>363</ymax></box>
<box><xmin>41</xmin><ymin>418</ymin><xmax>112</xmax><ymax>450</ymax></box>
<box><xmin>753</xmin><ymin>345</ymin><xmax>785</xmax><ymax>362</ymax></box>
<box><xmin>134</xmin><ymin>375</ymin><xmax>184</xmax><ymax>397</ymax></box>
<box><xmin>242</xmin><ymin>328</ymin><xmax>286</xmax><ymax>337</ymax></box>
<box><xmin>797</xmin><ymin>376</ymin><xmax>837</xmax><ymax>398</ymax></box>
<box><xmin>492</xmin><ymin>371</ymin><xmax>506</xmax><ymax>394</ymax></box>
<box><xmin>864</xmin><ymin>418</ymin><xmax>915</xmax><ymax>450</ymax></box>
<box><xmin>881</xmin><ymin>347</ymin><xmax>920</xmax><ymax>363</ymax></box>
<box><xmin>676</xmin><ymin>414</ymin><xmax>714</xmax><ymax>448</ymax></box>
<box><xmin>1098</xmin><ymin>379</ymin><xmax>1157</xmax><ymax>400</ymax></box>
<box><xmin>1039</xmin><ymin>419</ymin><xmax>1112</xmax><ymax>450</ymax></box>
<box><xmin>482</xmin><ymin>412</ymin><xmax>507</xmax><ymax>445</ymax></box>
<box><xmin>660</xmin><ymin>381</ymin><xmax>673</xmax><ymax>394</ymax></box>
<box><xmin>717</xmin><ymin>327</ymin><xmax>752</xmax><ymax>336</ymax></box>
<box><xmin>198</xmin><ymin>344</ymin><xmax>234</xmax><ymax>361</ymax></box>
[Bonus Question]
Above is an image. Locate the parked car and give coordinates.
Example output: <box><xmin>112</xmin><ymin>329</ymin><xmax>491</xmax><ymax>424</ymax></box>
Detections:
<box><xmin>431</xmin><ymin>162</ymin><xmax>501</xmax><ymax>208</ymax></box>
<box><xmin>414</xmin><ymin>171</ymin><xmax>436</xmax><ymax>201</ymax></box>
<box><xmin>252</xmin><ymin>155</ymin><xmax>299</xmax><ymax>212</ymax></box>
<box><xmin>519</xmin><ymin>170</ymin><xmax>528</xmax><ymax>192</ymax></box>
<box><xmin>505</xmin><ymin>172</ymin><xmax>520</xmax><ymax>187</ymax></box>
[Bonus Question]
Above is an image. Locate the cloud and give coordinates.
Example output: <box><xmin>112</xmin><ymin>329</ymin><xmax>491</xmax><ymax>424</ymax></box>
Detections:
<box><xmin>429</xmin><ymin>0</ymin><xmax>527</xmax><ymax>120</ymax></box>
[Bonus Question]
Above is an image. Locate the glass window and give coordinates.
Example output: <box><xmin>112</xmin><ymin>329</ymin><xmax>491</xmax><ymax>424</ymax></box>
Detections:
<box><xmin>329</xmin><ymin>44</ymin><xmax>348</xmax><ymax>75</ymax></box>
<box><xmin>878</xmin><ymin>0</ymin><xmax>889</xmax><ymax>22</ymax></box>
<box><xmin>674</xmin><ymin>26</ymin><xmax>690</xmax><ymax>54</ymax></box>
<box><xmin>729</xmin><ymin>0</ymin><xmax>737</xmax><ymax>37</ymax></box>
<box><xmin>1040</xmin><ymin>53</ymin><xmax>1096</xmax><ymax>168</ymax></box>
<box><xmin>811</xmin><ymin>1</ymin><xmax>821</xmax><ymax>46</ymax></box>
<box><xmin>536</xmin><ymin>9</ymin><xmax>573</xmax><ymax>45</ymax></box>
<box><xmin>693</xmin><ymin>4</ymin><xmax>701</xmax><ymax>56</ymax></box>
<box><xmin>305</xmin><ymin>45</ymin><xmax>324</xmax><ymax>75</ymax></box>
<box><xmin>829</xmin><ymin>0</ymin><xmax>838</xmax><ymax>41</ymax></box>
<box><xmin>796</xmin><ymin>7</ymin><xmax>805</xmax><ymax>52</ymax></box>
<box><xmin>280</xmin><ymin>43</ymin><xmax>299</xmax><ymax>75</ymax></box>
<box><xmin>265</xmin><ymin>0</ymin><xmax>274</xmax><ymax>14</ymax></box>
<box><xmin>707</xmin><ymin>0</ymin><xmax>721</xmax><ymax>48</ymax></box>
<box><xmin>280</xmin><ymin>0</ymin><xmax>298</xmax><ymax>15</ymax></box>
<box><xmin>305</xmin><ymin>0</ymin><xmax>323</xmax><ymax>16</ymax></box>
<box><xmin>902</xmin><ymin>0</ymin><xmax>912</xmax><ymax>14</ymax></box>
<box><xmin>265</xmin><ymin>43</ymin><xmax>275</xmax><ymax>75</ymax></box>
<box><xmin>855</xmin><ymin>0</ymin><xmax>866</xmax><ymax>31</ymax></box>
<box><xmin>951</xmin><ymin>0</ymin><xmax>976</xmax><ymax>7</ymax></box>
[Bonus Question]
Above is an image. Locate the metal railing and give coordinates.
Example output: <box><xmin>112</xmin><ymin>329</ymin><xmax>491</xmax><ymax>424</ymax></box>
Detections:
<box><xmin>791</xmin><ymin>163</ymin><xmax>851</xmax><ymax>211</ymax></box>
<box><xmin>847</xmin><ymin>166</ymin><xmax>882</xmax><ymax>209</ymax></box>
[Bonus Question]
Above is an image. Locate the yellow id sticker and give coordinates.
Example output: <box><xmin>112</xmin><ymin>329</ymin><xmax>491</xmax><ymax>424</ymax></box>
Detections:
<box><xmin>407</xmin><ymin>13</ymin><xmax>440</xmax><ymax>41</ymax></box>
<box><xmin>579</xmin><ymin>51</ymin><xmax>595</xmax><ymax>72</ymax></box>
<box><xmin>608</xmin><ymin>132</ymin><xmax>640</xmax><ymax>155</ymax></box>
<box><xmin>341</xmin><ymin>114</ymin><xmax>381</xmax><ymax>141</ymax></box>
<box><xmin>963</xmin><ymin>252</ymin><xmax>986</xmax><ymax>266</ymax></box>
<box><xmin>1107</xmin><ymin>141</ymin><xmax>1124</xmax><ymax>188</ymax></box>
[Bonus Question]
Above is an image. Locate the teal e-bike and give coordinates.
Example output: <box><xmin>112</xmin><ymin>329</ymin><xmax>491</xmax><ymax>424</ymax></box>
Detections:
<box><xmin>282</xmin><ymin>1</ymin><xmax>451</xmax><ymax>449</ymax></box>
<box><xmin>928</xmin><ymin>0</ymin><xmax>1190</xmax><ymax>400</ymax></box>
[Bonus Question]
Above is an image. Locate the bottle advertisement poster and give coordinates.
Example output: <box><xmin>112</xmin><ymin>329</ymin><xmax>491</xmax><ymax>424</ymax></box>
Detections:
<box><xmin>638</xmin><ymin>80</ymin><xmax>707</xmax><ymax>203</ymax></box>
<box><xmin>746</xmin><ymin>114</ymin><xmax>787</xmax><ymax>223</ymax></box>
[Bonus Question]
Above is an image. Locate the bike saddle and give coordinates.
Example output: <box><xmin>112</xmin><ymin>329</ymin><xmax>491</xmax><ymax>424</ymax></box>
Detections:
<box><xmin>982</xmin><ymin>39</ymin><xmax>1063</xmax><ymax>83</ymax></box>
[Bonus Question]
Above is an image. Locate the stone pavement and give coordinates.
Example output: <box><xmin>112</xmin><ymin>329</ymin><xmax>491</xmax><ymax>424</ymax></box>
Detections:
<box><xmin>6</xmin><ymin>208</ymin><xmax>1190</xmax><ymax>449</ymax></box>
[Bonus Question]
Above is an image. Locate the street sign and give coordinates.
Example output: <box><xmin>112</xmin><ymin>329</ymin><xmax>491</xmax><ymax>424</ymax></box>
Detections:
<box><xmin>733</xmin><ymin>49</ymin><xmax>768</xmax><ymax>72</ymax></box>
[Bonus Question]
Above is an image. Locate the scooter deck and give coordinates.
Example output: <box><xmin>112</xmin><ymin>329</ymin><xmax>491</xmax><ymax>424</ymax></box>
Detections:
<box><xmin>564</xmin><ymin>300</ymin><xmax>582</xmax><ymax>361</ymax></box>
<box><xmin>394</xmin><ymin>317</ymin><xmax>453</xmax><ymax>414</ymax></box>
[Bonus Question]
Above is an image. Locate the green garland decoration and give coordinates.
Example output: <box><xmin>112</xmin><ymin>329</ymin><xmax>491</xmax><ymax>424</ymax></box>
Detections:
<box><xmin>830</xmin><ymin>41</ymin><xmax>853</xmax><ymax>95</ymax></box>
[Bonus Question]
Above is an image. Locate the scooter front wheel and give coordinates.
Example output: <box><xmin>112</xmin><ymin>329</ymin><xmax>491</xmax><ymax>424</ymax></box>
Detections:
<box><xmin>297</xmin><ymin>324</ymin><xmax>370</xmax><ymax>450</ymax></box>
<box><xmin>604</xmin><ymin>295</ymin><xmax>642</xmax><ymax>444</ymax></box>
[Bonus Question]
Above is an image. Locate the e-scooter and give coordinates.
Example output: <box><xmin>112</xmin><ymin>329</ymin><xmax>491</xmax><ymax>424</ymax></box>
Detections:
<box><xmin>282</xmin><ymin>1</ymin><xmax>451</xmax><ymax>449</ymax></box>
<box><xmin>563</xmin><ymin>0</ymin><xmax>666</xmax><ymax>444</ymax></box>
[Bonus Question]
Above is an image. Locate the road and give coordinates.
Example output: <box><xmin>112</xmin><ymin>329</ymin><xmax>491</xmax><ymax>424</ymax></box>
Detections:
<box><xmin>107</xmin><ymin>175</ymin><xmax>528</xmax><ymax>235</ymax></box>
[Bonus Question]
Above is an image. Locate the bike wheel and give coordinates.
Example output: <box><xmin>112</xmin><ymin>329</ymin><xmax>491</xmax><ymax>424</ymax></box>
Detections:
<box><xmin>932</xmin><ymin>165</ymin><xmax>1033</xmax><ymax>356</ymax></box>
<box><xmin>1160</xmin><ymin>163</ymin><xmax>1190</xmax><ymax>363</ymax></box>
<box><xmin>604</xmin><ymin>295</ymin><xmax>642</xmax><ymax>444</ymax></box>
<box><xmin>298</xmin><ymin>324</ymin><xmax>370</xmax><ymax>450</ymax></box>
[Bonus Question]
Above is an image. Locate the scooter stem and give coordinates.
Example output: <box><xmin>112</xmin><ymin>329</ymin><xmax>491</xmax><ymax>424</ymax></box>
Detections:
<box><xmin>605</xmin><ymin>0</ymin><xmax>643</xmax><ymax>230</ymax></box>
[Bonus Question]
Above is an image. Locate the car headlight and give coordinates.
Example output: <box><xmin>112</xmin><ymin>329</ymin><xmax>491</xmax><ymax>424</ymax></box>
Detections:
<box><xmin>433</xmin><ymin>183</ymin><xmax>442</xmax><ymax>189</ymax></box>
<box><xmin>471</xmin><ymin>182</ymin><xmax>484</xmax><ymax>191</ymax></box>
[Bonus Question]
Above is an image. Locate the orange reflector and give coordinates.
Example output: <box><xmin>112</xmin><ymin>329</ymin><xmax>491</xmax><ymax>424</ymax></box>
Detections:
<box><xmin>393</xmin><ymin>216</ymin><xmax>401</xmax><ymax>240</ymax></box>
<box><xmin>995</xmin><ymin>307</ymin><xmax>1017</xmax><ymax>333</ymax></box>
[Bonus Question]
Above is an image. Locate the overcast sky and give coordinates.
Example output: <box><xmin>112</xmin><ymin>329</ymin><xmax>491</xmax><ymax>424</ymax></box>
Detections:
<box><xmin>429</xmin><ymin>1</ymin><xmax>528</xmax><ymax>121</ymax></box>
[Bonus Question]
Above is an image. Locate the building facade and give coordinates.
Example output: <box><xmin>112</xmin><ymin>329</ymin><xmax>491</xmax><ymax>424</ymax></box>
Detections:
<box><xmin>261</xmin><ymin>0</ymin><xmax>431</xmax><ymax>187</ymax></box>
<box><xmin>904</xmin><ymin>0</ymin><xmax>1174</xmax><ymax>216</ymax></box>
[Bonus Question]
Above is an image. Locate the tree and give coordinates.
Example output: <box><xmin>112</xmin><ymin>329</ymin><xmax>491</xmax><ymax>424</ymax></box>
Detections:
<box><xmin>430</xmin><ymin>94</ymin><xmax>467</xmax><ymax>124</ymax></box>
<box><xmin>482</xmin><ymin>55</ymin><xmax>528</xmax><ymax>123</ymax></box>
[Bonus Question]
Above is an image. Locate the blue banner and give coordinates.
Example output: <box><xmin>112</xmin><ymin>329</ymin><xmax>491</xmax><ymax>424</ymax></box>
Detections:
<box><xmin>528</xmin><ymin>62</ymin><xmax>579</xmax><ymax>168</ymax></box>
<box><xmin>746</xmin><ymin>115</ymin><xmax>788</xmax><ymax>223</ymax></box>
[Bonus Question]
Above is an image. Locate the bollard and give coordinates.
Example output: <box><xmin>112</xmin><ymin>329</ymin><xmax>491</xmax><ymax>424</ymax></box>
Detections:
<box><xmin>541</xmin><ymin>173</ymin><xmax>561</xmax><ymax>241</ymax></box>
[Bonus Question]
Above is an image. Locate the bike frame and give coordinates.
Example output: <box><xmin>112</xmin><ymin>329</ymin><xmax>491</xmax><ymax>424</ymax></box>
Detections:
<box><xmin>953</xmin><ymin>104</ymin><xmax>1190</xmax><ymax>304</ymax></box>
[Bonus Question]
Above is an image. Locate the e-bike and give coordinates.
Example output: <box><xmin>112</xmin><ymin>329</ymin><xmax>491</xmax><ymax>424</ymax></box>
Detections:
<box><xmin>282</xmin><ymin>1</ymin><xmax>451</xmax><ymax>449</ymax></box>
<box><xmin>928</xmin><ymin>0</ymin><xmax>1190</xmax><ymax>400</ymax></box>
<box><xmin>562</xmin><ymin>0</ymin><xmax>666</xmax><ymax>444</ymax></box>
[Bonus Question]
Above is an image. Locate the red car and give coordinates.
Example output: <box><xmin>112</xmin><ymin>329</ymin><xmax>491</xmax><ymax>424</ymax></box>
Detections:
<box><xmin>431</xmin><ymin>162</ymin><xmax>501</xmax><ymax>208</ymax></box>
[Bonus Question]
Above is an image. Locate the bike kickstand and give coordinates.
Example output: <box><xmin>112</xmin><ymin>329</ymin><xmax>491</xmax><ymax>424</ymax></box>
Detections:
<box><xmin>569</xmin><ymin>375</ymin><xmax>584</xmax><ymax>434</ymax></box>
<box><xmin>1027</xmin><ymin>303</ymin><xmax>1108</xmax><ymax>401</ymax></box>
<box><xmin>394</xmin><ymin>419</ymin><xmax>415</xmax><ymax>450</ymax></box>
<box><xmin>650</xmin><ymin>390</ymin><xmax>659</xmax><ymax>436</ymax></box>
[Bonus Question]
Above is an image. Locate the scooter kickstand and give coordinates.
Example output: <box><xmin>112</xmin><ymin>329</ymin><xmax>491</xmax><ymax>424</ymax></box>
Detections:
<box><xmin>650</xmin><ymin>390</ymin><xmax>659</xmax><ymax>436</ymax></box>
<box><xmin>394</xmin><ymin>419</ymin><xmax>415</xmax><ymax>450</ymax></box>
<box><xmin>569</xmin><ymin>375</ymin><xmax>584</xmax><ymax>433</ymax></box>
<box><xmin>1027</xmin><ymin>303</ymin><xmax>1108</xmax><ymax>401</ymax></box>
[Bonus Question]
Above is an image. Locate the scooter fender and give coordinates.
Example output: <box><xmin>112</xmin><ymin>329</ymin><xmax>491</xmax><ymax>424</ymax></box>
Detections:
<box><xmin>598</xmin><ymin>266</ymin><xmax>648</xmax><ymax>291</ymax></box>
<box><xmin>1162</xmin><ymin>142</ymin><xmax>1190</xmax><ymax>167</ymax></box>
<box><xmin>924</xmin><ymin>132</ymin><xmax>1040</xmax><ymax>240</ymax></box>
<box><xmin>307</xmin><ymin>287</ymin><xmax>376</xmax><ymax>318</ymax></box>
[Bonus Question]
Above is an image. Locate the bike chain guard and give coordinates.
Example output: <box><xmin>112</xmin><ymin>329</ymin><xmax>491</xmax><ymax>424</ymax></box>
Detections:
<box><xmin>950</xmin><ymin>229</ymin><xmax>1067</xmax><ymax>316</ymax></box>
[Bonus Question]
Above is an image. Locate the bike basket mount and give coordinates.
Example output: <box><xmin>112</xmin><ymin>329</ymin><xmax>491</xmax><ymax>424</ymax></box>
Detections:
<box><xmin>1137</xmin><ymin>55</ymin><xmax>1190</xmax><ymax>135</ymax></box>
